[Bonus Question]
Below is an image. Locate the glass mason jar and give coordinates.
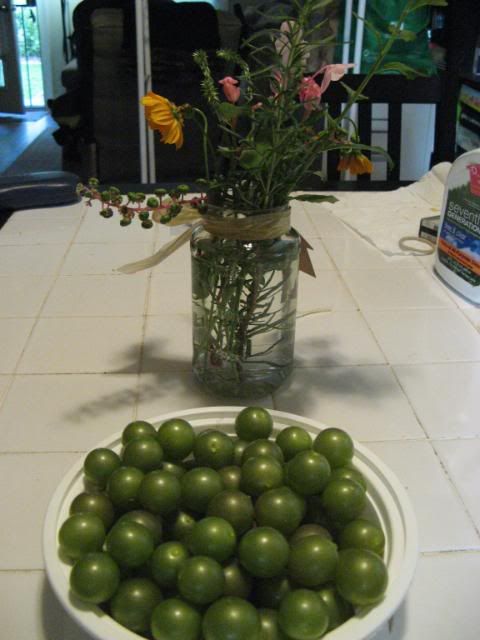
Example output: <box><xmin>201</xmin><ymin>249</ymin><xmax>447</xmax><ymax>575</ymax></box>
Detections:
<box><xmin>190</xmin><ymin>206</ymin><xmax>300</xmax><ymax>398</ymax></box>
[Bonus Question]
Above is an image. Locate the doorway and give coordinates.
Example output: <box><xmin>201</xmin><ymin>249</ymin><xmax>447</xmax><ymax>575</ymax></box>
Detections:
<box><xmin>15</xmin><ymin>0</ymin><xmax>45</xmax><ymax>108</ymax></box>
<box><xmin>0</xmin><ymin>0</ymin><xmax>44</xmax><ymax>113</ymax></box>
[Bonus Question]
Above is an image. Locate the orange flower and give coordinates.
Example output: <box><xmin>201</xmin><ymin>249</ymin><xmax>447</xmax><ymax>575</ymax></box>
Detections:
<box><xmin>141</xmin><ymin>92</ymin><xmax>184</xmax><ymax>149</ymax></box>
<box><xmin>337</xmin><ymin>152</ymin><xmax>373</xmax><ymax>175</ymax></box>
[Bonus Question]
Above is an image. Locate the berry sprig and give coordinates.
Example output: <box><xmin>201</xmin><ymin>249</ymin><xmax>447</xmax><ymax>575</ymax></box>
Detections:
<box><xmin>77</xmin><ymin>178</ymin><xmax>208</xmax><ymax>228</ymax></box>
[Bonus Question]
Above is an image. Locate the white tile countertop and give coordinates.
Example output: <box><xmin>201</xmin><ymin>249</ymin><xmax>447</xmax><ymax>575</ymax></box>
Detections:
<box><xmin>0</xmin><ymin>195</ymin><xmax>479</xmax><ymax>639</ymax></box>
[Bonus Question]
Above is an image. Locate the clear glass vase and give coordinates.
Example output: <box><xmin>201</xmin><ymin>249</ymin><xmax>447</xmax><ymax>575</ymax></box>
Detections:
<box><xmin>190</xmin><ymin>208</ymin><xmax>300</xmax><ymax>398</ymax></box>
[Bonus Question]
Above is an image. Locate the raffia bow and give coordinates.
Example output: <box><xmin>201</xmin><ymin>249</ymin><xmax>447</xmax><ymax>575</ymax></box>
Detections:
<box><xmin>117</xmin><ymin>206</ymin><xmax>315</xmax><ymax>277</ymax></box>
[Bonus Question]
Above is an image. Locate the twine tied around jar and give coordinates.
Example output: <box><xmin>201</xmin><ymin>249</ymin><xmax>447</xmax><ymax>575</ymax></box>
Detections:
<box><xmin>117</xmin><ymin>206</ymin><xmax>315</xmax><ymax>276</ymax></box>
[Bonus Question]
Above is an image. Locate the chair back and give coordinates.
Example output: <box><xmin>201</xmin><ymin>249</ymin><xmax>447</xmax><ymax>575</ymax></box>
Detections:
<box><xmin>320</xmin><ymin>73</ymin><xmax>456</xmax><ymax>188</ymax></box>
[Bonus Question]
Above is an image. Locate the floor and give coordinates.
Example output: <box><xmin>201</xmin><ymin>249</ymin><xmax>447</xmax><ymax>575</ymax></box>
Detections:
<box><xmin>0</xmin><ymin>111</ymin><xmax>61</xmax><ymax>175</ymax></box>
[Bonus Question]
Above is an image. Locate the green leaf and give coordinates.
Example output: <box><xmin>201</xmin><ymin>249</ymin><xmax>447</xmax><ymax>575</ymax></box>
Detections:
<box><xmin>339</xmin><ymin>81</ymin><xmax>369</xmax><ymax>102</ymax></box>
<box><xmin>216</xmin><ymin>102</ymin><xmax>245</xmax><ymax>122</ymax></box>
<box><xmin>256</xmin><ymin>143</ymin><xmax>273</xmax><ymax>157</ymax></box>
<box><xmin>291</xmin><ymin>194</ymin><xmax>338</xmax><ymax>204</ymax></box>
<box><xmin>311</xmin><ymin>0</ymin><xmax>336</xmax><ymax>9</ymax></box>
<box><xmin>217</xmin><ymin>146</ymin><xmax>236</xmax><ymax>157</ymax></box>
<box><xmin>408</xmin><ymin>0</ymin><xmax>447</xmax><ymax>11</ymax></box>
<box><xmin>239</xmin><ymin>149</ymin><xmax>263</xmax><ymax>170</ymax></box>
<box><xmin>388</xmin><ymin>26</ymin><xmax>417</xmax><ymax>41</ymax></box>
<box><xmin>379</xmin><ymin>62</ymin><xmax>428</xmax><ymax>79</ymax></box>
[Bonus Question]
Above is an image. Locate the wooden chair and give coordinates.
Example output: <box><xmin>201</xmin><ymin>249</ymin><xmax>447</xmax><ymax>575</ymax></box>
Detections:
<box><xmin>315</xmin><ymin>72</ymin><xmax>457</xmax><ymax>190</ymax></box>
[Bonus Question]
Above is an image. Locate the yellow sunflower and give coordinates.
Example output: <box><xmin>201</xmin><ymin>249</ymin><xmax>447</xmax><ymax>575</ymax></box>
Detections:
<box><xmin>337</xmin><ymin>152</ymin><xmax>373</xmax><ymax>176</ymax></box>
<box><xmin>141</xmin><ymin>92</ymin><xmax>184</xmax><ymax>150</ymax></box>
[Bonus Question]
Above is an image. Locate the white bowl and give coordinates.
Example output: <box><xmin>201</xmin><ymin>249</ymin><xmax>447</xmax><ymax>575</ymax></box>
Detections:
<box><xmin>43</xmin><ymin>407</ymin><xmax>418</xmax><ymax>640</ymax></box>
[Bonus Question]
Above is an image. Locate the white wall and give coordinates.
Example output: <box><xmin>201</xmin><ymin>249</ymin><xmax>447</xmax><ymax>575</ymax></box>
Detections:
<box><xmin>37</xmin><ymin>0</ymin><xmax>82</xmax><ymax>100</ymax></box>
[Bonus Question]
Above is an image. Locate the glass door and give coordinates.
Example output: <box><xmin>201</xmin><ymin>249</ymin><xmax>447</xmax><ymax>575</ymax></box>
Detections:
<box><xmin>0</xmin><ymin>0</ymin><xmax>24</xmax><ymax>113</ymax></box>
<box><xmin>14</xmin><ymin>0</ymin><xmax>44</xmax><ymax>107</ymax></box>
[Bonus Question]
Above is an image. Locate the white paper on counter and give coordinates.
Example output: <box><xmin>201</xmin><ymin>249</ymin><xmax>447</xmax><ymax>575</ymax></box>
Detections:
<box><xmin>324</xmin><ymin>162</ymin><xmax>451</xmax><ymax>256</ymax></box>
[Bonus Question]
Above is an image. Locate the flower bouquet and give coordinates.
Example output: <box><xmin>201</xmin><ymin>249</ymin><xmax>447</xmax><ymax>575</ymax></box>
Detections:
<box><xmin>80</xmin><ymin>0</ymin><xmax>444</xmax><ymax>397</ymax></box>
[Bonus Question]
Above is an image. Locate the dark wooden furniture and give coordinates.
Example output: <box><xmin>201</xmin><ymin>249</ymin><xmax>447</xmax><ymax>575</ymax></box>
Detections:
<box><xmin>320</xmin><ymin>73</ymin><xmax>455</xmax><ymax>188</ymax></box>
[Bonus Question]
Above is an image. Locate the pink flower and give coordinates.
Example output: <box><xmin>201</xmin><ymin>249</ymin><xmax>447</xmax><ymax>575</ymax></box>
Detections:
<box><xmin>252</xmin><ymin>102</ymin><xmax>263</xmax><ymax>111</ymax></box>
<box><xmin>274</xmin><ymin>21</ymin><xmax>309</xmax><ymax>68</ymax></box>
<box><xmin>299</xmin><ymin>76</ymin><xmax>323</xmax><ymax>112</ymax></box>
<box><xmin>271</xmin><ymin>71</ymin><xmax>288</xmax><ymax>98</ymax></box>
<box><xmin>219</xmin><ymin>76</ymin><xmax>241</xmax><ymax>104</ymax></box>
<box><xmin>318</xmin><ymin>63</ymin><xmax>355</xmax><ymax>94</ymax></box>
<box><xmin>299</xmin><ymin>63</ymin><xmax>355</xmax><ymax>112</ymax></box>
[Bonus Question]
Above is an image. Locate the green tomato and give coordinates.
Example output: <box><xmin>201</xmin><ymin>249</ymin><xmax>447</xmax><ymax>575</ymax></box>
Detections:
<box><xmin>138</xmin><ymin>470</ymin><xmax>182</xmax><ymax>515</ymax></box>
<box><xmin>313</xmin><ymin>428</ymin><xmax>354</xmax><ymax>469</ymax></box>
<box><xmin>241</xmin><ymin>455</ymin><xmax>283</xmax><ymax>497</ymax></box>
<box><xmin>218</xmin><ymin>466</ymin><xmax>242</xmax><ymax>491</ymax></box>
<box><xmin>59</xmin><ymin>512</ymin><xmax>105</xmax><ymax>560</ymax></box>
<box><xmin>151</xmin><ymin>598</ymin><xmax>202</xmax><ymax>640</ymax></box>
<box><xmin>288</xmin><ymin>535</ymin><xmax>338</xmax><ymax>587</ymax></box>
<box><xmin>117</xmin><ymin>510</ymin><xmax>163</xmax><ymax>545</ymax></box>
<box><xmin>70</xmin><ymin>552</ymin><xmax>120</xmax><ymax>604</ymax></box>
<box><xmin>285</xmin><ymin>450</ymin><xmax>331</xmax><ymax>496</ymax></box>
<box><xmin>207</xmin><ymin>490</ymin><xmax>254</xmax><ymax>535</ymax></box>
<box><xmin>193</xmin><ymin>430</ymin><xmax>234</xmax><ymax>469</ymax></box>
<box><xmin>106</xmin><ymin>466</ymin><xmax>144</xmax><ymax>511</ymax></box>
<box><xmin>275</xmin><ymin>426</ymin><xmax>312</xmax><ymax>462</ymax></box>
<box><xmin>177</xmin><ymin>556</ymin><xmax>225</xmax><ymax>605</ymax></box>
<box><xmin>335</xmin><ymin>548</ymin><xmax>388</xmax><ymax>606</ymax></box>
<box><xmin>338</xmin><ymin>518</ymin><xmax>385</xmax><ymax>556</ymax></box>
<box><xmin>122</xmin><ymin>420</ymin><xmax>156</xmax><ymax>445</ymax></box>
<box><xmin>223</xmin><ymin>560</ymin><xmax>252</xmax><ymax>599</ymax></box>
<box><xmin>254</xmin><ymin>576</ymin><xmax>292</xmax><ymax>609</ymax></box>
<box><xmin>330</xmin><ymin>465</ymin><xmax>367</xmax><ymax>491</ymax></box>
<box><xmin>203</xmin><ymin>597</ymin><xmax>260</xmax><ymax>640</ymax></box>
<box><xmin>166</xmin><ymin>510</ymin><xmax>197</xmax><ymax>542</ymax></box>
<box><xmin>156</xmin><ymin>418</ymin><xmax>195</xmax><ymax>461</ymax></box>
<box><xmin>181</xmin><ymin>467</ymin><xmax>224</xmax><ymax>513</ymax></box>
<box><xmin>69</xmin><ymin>492</ymin><xmax>115</xmax><ymax>530</ymax></box>
<box><xmin>233</xmin><ymin>440</ymin><xmax>249</xmax><ymax>466</ymax></box>
<box><xmin>122</xmin><ymin>435</ymin><xmax>164</xmax><ymax>472</ymax></box>
<box><xmin>321</xmin><ymin>478</ymin><xmax>366</xmax><ymax>525</ymax></box>
<box><xmin>83</xmin><ymin>447</ymin><xmax>121</xmax><ymax>489</ymax></box>
<box><xmin>162</xmin><ymin>461</ymin><xmax>187</xmax><ymax>479</ymax></box>
<box><xmin>105</xmin><ymin>520</ymin><xmax>155</xmax><ymax>568</ymax></box>
<box><xmin>316</xmin><ymin>585</ymin><xmax>353</xmax><ymax>632</ymax></box>
<box><xmin>289</xmin><ymin>524</ymin><xmax>332</xmax><ymax>545</ymax></box>
<box><xmin>242</xmin><ymin>439</ymin><xmax>284</xmax><ymax>464</ymax></box>
<box><xmin>151</xmin><ymin>541</ymin><xmax>189</xmax><ymax>588</ymax></box>
<box><xmin>277</xmin><ymin>589</ymin><xmax>329</xmax><ymax>640</ymax></box>
<box><xmin>110</xmin><ymin>577</ymin><xmax>163</xmax><ymax>633</ymax></box>
<box><xmin>255</xmin><ymin>487</ymin><xmax>305</xmax><ymax>536</ymax></box>
<box><xmin>187</xmin><ymin>517</ymin><xmax>236</xmax><ymax>563</ymax></box>
<box><xmin>238</xmin><ymin>527</ymin><xmax>289</xmax><ymax>578</ymax></box>
<box><xmin>259</xmin><ymin>608</ymin><xmax>288</xmax><ymax>640</ymax></box>
<box><xmin>235</xmin><ymin>407</ymin><xmax>273</xmax><ymax>441</ymax></box>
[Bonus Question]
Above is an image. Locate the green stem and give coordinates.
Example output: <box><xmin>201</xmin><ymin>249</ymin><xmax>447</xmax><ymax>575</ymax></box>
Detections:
<box><xmin>192</xmin><ymin>108</ymin><xmax>211</xmax><ymax>181</ymax></box>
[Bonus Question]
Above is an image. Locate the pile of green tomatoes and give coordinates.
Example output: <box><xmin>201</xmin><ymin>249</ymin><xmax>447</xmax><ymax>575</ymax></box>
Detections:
<box><xmin>58</xmin><ymin>407</ymin><xmax>388</xmax><ymax>640</ymax></box>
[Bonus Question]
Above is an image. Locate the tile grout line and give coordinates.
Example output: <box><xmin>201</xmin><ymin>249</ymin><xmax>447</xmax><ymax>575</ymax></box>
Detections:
<box><xmin>132</xmin><ymin>222</ymin><xmax>160</xmax><ymax>420</ymax></box>
<box><xmin>4</xmin><ymin>549</ymin><xmax>480</xmax><ymax>575</ymax></box>
<box><xmin>429</xmin><ymin>440</ymin><xmax>480</xmax><ymax>542</ymax></box>
<box><xmin>0</xmin><ymin>204</ymin><xmax>88</xmax><ymax>411</ymax></box>
<box><xmin>388</xmin><ymin>365</ymin><xmax>430</xmax><ymax>440</ymax></box>
<box><xmin>4</xmin><ymin>360</ymin><xmax>480</xmax><ymax>376</ymax></box>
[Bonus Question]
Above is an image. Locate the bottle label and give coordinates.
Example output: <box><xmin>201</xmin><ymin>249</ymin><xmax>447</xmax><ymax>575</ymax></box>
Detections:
<box><xmin>438</xmin><ymin>181</ymin><xmax>480</xmax><ymax>286</ymax></box>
